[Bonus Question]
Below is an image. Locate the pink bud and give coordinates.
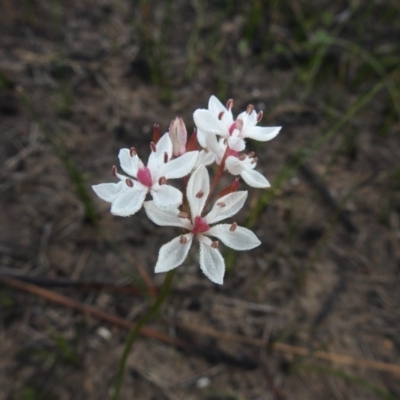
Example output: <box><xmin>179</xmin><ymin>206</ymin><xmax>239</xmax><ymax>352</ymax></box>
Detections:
<box><xmin>168</xmin><ymin>117</ymin><xmax>187</xmax><ymax>157</ymax></box>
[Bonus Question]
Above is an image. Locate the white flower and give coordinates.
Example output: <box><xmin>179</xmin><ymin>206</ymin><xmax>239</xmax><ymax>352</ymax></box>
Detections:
<box><xmin>196</xmin><ymin>134</ymin><xmax>270</xmax><ymax>188</ymax></box>
<box><xmin>92</xmin><ymin>133</ymin><xmax>199</xmax><ymax>217</ymax></box>
<box><xmin>144</xmin><ymin>165</ymin><xmax>261</xmax><ymax>284</ymax></box>
<box><xmin>193</xmin><ymin>95</ymin><xmax>281</xmax><ymax>152</ymax></box>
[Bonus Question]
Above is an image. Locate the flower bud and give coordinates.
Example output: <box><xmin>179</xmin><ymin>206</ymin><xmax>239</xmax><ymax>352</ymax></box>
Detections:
<box><xmin>168</xmin><ymin>117</ymin><xmax>187</xmax><ymax>157</ymax></box>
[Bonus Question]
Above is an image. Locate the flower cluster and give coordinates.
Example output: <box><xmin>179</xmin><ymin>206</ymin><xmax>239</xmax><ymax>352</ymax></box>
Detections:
<box><xmin>93</xmin><ymin>95</ymin><xmax>281</xmax><ymax>284</ymax></box>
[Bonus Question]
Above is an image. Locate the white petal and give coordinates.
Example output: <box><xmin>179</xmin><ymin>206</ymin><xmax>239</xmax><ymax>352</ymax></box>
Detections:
<box><xmin>147</xmin><ymin>133</ymin><xmax>173</xmax><ymax>172</ymax></box>
<box><xmin>144</xmin><ymin>201</ymin><xmax>190</xmax><ymax>228</ymax></box>
<box><xmin>92</xmin><ymin>181</ymin><xmax>126</xmax><ymax>203</ymax></box>
<box><xmin>198</xmin><ymin>235</ymin><xmax>225</xmax><ymax>284</ymax></box>
<box><xmin>245</xmin><ymin>126</ymin><xmax>281</xmax><ymax>141</ymax></box>
<box><xmin>241</xmin><ymin>169</ymin><xmax>270</xmax><ymax>188</ymax></box>
<box><xmin>155</xmin><ymin>234</ymin><xmax>193</xmax><ymax>273</ymax></box>
<box><xmin>238</xmin><ymin>110</ymin><xmax>258</xmax><ymax>133</ymax></box>
<box><xmin>227</xmin><ymin>135</ymin><xmax>246</xmax><ymax>151</ymax></box>
<box><xmin>193</xmin><ymin>110</ymin><xmax>226</xmax><ymax>136</ymax></box>
<box><xmin>196</xmin><ymin>129</ymin><xmax>208</xmax><ymax>148</ymax></box>
<box><xmin>196</xmin><ymin>149</ymin><xmax>215</xmax><ymax>168</ymax></box>
<box><xmin>208</xmin><ymin>95</ymin><xmax>227</xmax><ymax>115</ymax></box>
<box><xmin>225</xmin><ymin>156</ymin><xmax>245</xmax><ymax>176</ymax></box>
<box><xmin>187</xmin><ymin>165</ymin><xmax>209</xmax><ymax>218</ymax></box>
<box><xmin>118</xmin><ymin>149</ymin><xmax>140</xmax><ymax>178</ymax></box>
<box><xmin>110</xmin><ymin>186</ymin><xmax>147</xmax><ymax>217</ymax></box>
<box><xmin>205</xmin><ymin>191</ymin><xmax>247</xmax><ymax>224</ymax></box>
<box><xmin>207</xmin><ymin>224</ymin><xmax>261</xmax><ymax>251</ymax></box>
<box><xmin>204</xmin><ymin>134</ymin><xmax>225</xmax><ymax>164</ymax></box>
<box><xmin>151</xmin><ymin>184</ymin><xmax>183</xmax><ymax>209</ymax></box>
<box><xmin>163</xmin><ymin>151</ymin><xmax>199</xmax><ymax>179</ymax></box>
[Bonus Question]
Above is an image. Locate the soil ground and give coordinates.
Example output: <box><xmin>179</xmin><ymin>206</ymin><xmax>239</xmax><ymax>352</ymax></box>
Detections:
<box><xmin>1</xmin><ymin>1</ymin><xmax>400</xmax><ymax>399</ymax></box>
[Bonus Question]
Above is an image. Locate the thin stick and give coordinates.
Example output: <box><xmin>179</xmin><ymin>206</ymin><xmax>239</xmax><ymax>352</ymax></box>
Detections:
<box><xmin>0</xmin><ymin>275</ymin><xmax>175</xmax><ymax>345</ymax></box>
<box><xmin>172</xmin><ymin>322</ymin><xmax>400</xmax><ymax>375</ymax></box>
<box><xmin>2</xmin><ymin>275</ymin><xmax>400</xmax><ymax>376</ymax></box>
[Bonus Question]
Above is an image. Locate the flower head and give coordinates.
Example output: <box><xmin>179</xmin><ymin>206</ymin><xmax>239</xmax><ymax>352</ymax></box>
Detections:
<box><xmin>144</xmin><ymin>165</ymin><xmax>261</xmax><ymax>284</ymax></box>
<box><xmin>193</xmin><ymin>95</ymin><xmax>281</xmax><ymax>151</ymax></box>
<box><xmin>92</xmin><ymin>133</ymin><xmax>199</xmax><ymax>217</ymax></box>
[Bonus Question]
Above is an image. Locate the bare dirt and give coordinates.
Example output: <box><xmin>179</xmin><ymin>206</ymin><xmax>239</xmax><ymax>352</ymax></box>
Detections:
<box><xmin>1</xmin><ymin>1</ymin><xmax>400</xmax><ymax>399</ymax></box>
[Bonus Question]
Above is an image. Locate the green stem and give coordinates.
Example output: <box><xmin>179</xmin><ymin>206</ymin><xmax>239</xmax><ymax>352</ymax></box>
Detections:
<box><xmin>110</xmin><ymin>269</ymin><xmax>176</xmax><ymax>400</ymax></box>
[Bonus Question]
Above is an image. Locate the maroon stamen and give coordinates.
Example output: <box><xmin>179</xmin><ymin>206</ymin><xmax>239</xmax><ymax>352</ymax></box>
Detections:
<box><xmin>180</xmin><ymin>235</ymin><xmax>188</xmax><ymax>244</ymax></box>
<box><xmin>150</xmin><ymin>142</ymin><xmax>156</xmax><ymax>152</ymax></box>
<box><xmin>229</xmin><ymin>222</ymin><xmax>237</xmax><ymax>232</ymax></box>
<box><xmin>125</xmin><ymin>178</ymin><xmax>134</xmax><ymax>187</ymax></box>
<box><xmin>196</xmin><ymin>190</ymin><xmax>204</xmax><ymax>199</ymax></box>
<box><xmin>178</xmin><ymin>212</ymin><xmax>189</xmax><ymax>219</ymax></box>
<box><xmin>218</xmin><ymin>111</ymin><xmax>224</xmax><ymax>120</ymax></box>
<box><xmin>211</xmin><ymin>241</ymin><xmax>219</xmax><ymax>249</ymax></box>
<box><xmin>158</xmin><ymin>176</ymin><xmax>166</xmax><ymax>185</ymax></box>
<box><xmin>226</xmin><ymin>99</ymin><xmax>233</xmax><ymax>110</ymax></box>
<box><xmin>246</xmin><ymin>104</ymin><xmax>254</xmax><ymax>114</ymax></box>
<box><xmin>111</xmin><ymin>165</ymin><xmax>117</xmax><ymax>177</ymax></box>
<box><xmin>257</xmin><ymin>111</ymin><xmax>263</xmax><ymax>122</ymax></box>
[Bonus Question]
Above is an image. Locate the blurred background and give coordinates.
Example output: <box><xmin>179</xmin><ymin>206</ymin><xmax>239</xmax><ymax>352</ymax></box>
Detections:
<box><xmin>1</xmin><ymin>0</ymin><xmax>399</xmax><ymax>399</ymax></box>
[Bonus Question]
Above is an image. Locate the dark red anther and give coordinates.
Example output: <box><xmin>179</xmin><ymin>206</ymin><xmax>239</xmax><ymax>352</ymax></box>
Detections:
<box><xmin>111</xmin><ymin>165</ymin><xmax>117</xmax><ymax>177</ymax></box>
<box><xmin>178</xmin><ymin>212</ymin><xmax>189</xmax><ymax>219</ymax></box>
<box><xmin>158</xmin><ymin>176</ymin><xmax>166</xmax><ymax>185</ymax></box>
<box><xmin>238</xmin><ymin>154</ymin><xmax>246</xmax><ymax>161</ymax></box>
<box><xmin>164</xmin><ymin>151</ymin><xmax>168</xmax><ymax>163</ymax></box>
<box><xmin>246</xmin><ymin>104</ymin><xmax>254</xmax><ymax>114</ymax></box>
<box><xmin>152</xmin><ymin>123</ymin><xmax>161</xmax><ymax>144</ymax></box>
<box><xmin>150</xmin><ymin>141</ymin><xmax>157</xmax><ymax>152</ymax></box>
<box><xmin>196</xmin><ymin>190</ymin><xmax>204</xmax><ymax>199</ymax></box>
<box><xmin>125</xmin><ymin>178</ymin><xmax>134</xmax><ymax>187</ymax></box>
<box><xmin>129</xmin><ymin>147</ymin><xmax>137</xmax><ymax>157</ymax></box>
<box><xmin>216</xmin><ymin>201</ymin><xmax>226</xmax><ymax>208</ymax></box>
<box><xmin>229</xmin><ymin>222</ymin><xmax>237</xmax><ymax>232</ymax></box>
<box><xmin>211</xmin><ymin>240</ymin><xmax>219</xmax><ymax>249</ymax></box>
<box><xmin>226</xmin><ymin>99</ymin><xmax>233</xmax><ymax>110</ymax></box>
<box><xmin>218</xmin><ymin>111</ymin><xmax>224</xmax><ymax>120</ymax></box>
<box><xmin>257</xmin><ymin>111</ymin><xmax>263</xmax><ymax>122</ymax></box>
<box><xmin>251</xmin><ymin>157</ymin><xmax>258</xmax><ymax>164</ymax></box>
<box><xmin>248</xmin><ymin>151</ymin><xmax>255</xmax><ymax>158</ymax></box>
<box><xmin>179</xmin><ymin>235</ymin><xmax>188</xmax><ymax>244</ymax></box>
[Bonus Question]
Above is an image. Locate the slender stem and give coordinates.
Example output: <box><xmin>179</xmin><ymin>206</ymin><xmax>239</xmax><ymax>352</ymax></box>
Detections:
<box><xmin>208</xmin><ymin>145</ymin><xmax>231</xmax><ymax>199</ymax></box>
<box><xmin>110</xmin><ymin>269</ymin><xmax>176</xmax><ymax>400</ymax></box>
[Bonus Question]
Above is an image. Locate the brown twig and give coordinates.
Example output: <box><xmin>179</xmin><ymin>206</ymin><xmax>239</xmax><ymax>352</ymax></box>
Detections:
<box><xmin>2</xmin><ymin>275</ymin><xmax>400</xmax><ymax>376</ymax></box>
<box><xmin>172</xmin><ymin>321</ymin><xmax>400</xmax><ymax>376</ymax></box>
<box><xmin>0</xmin><ymin>275</ymin><xmax>174</xmax><ymax>345</ymax></box>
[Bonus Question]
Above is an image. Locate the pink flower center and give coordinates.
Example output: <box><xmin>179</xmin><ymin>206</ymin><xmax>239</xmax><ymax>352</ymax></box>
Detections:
<box><xmin>192</xmin><ymin>216</ymin><xmax>210</xmax><ymax>234</ymax></box>
<box><xmin>137</xmin><ymin>167</ymin><xmax>153</xmax><ymax>188</ymax></box>
<box><xmin>228</xmin><ymin>148</ymin><xmax>239</xmax><ymax>157</ymax></box>
<box><xmin>228</xmin><ymin>118</ymin><xmax>243</xmax><ymax>135</ymax></box>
